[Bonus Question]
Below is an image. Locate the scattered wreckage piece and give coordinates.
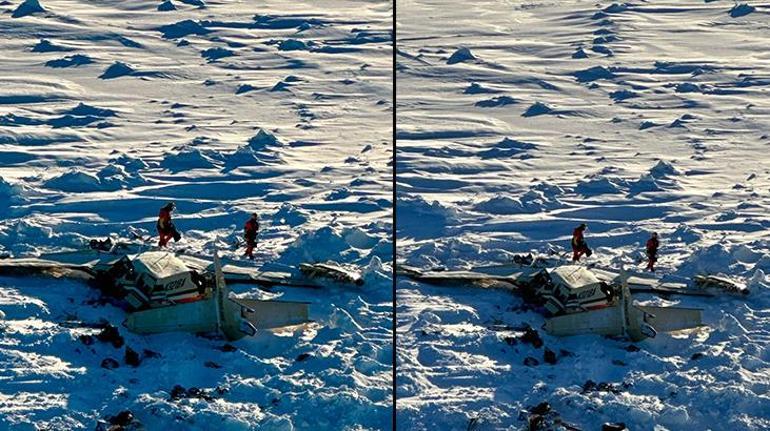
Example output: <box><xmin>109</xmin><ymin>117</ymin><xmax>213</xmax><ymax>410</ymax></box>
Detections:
<box><xmin>125</xmin><ymin>254</ymin><xmax>309</xmax><ymax>340</ymax></box>
<box><xmin>411</xmin><ymin>270</ymin><xmax>519</xmax><ymax>285</ymax></box>
<box><xmin>218</xmin><ymin>264</ymin><xmax>321</xmax><ymax>289</ymax></box>
<box><xmin>693</xmin><ymin>274</ymin><xmax>748</xmax><ymax>295</ymax></box>
<box><xmin>544</xmin><ymin>273</ymin><xmax>704</xmax><ymax>342</ymax></box>
<box><xmin>0</xmin><ymin>259</ymin><xmax>94</xmax><ymax>280</ymax></box>
<box><xmin>396</xmin><ymin>264</ymin><xmax>525</xmax><ymax>292</ymax></box>
<box><xmin>589</xmin><ymin>268</ymin><xmax>714</xmax><ymax>298</ymax></box>
<box><xmin>471</xmin><ymin>254</ymin><xmax>562</xmax><ymax>273</ymax></box>
<box><xmin>300</xmin><ymin>262</ymin><xmax>364</xmax><ymax>286</ymax></box>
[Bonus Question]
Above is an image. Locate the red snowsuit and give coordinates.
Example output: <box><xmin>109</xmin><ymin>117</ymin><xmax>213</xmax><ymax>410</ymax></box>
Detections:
<box><xmin>244</xmin><ymin>218</ymin><xmax>259</xmax><ymax>259</ymax></box>
<box><xmin>572</xmin><ymin>227</ymin><xmax>591</xmax><ymax>261</ymax></box>
<box><xmin>157</xmin><ymin>208</ymin><xmax>173</xmax><ymax>247</ymax></box>
<box><xmin>646</xmin><ymin>236</ymin><xmax>659</xmax><ymax>271</ymax></box>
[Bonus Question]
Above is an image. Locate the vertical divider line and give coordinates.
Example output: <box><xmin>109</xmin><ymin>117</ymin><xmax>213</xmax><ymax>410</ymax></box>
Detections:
<box><xmin>391</xmin><ymin>0</ymin><xmax>397</xmax><ymax>429</ymax></box>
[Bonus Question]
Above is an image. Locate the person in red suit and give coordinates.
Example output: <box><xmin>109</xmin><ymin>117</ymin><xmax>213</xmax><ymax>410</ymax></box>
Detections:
<box><xmin>243</xmin><ymin>213</ymin><xmax>260</xmax><ymax>260</ymax></box>
<box><xmin>157</xmin><ymin>202</ymin><xmax>179</xmax><ymax>247</ymax></box>
<box><xmin>646</xmin><ymin>232</ymin><xmax>659</xmax><ymax>272</ymax></box>
<box><xmin>571</xmin><ymin>223</ymin><xmax>592</xmax><ymax>262</ymax></box>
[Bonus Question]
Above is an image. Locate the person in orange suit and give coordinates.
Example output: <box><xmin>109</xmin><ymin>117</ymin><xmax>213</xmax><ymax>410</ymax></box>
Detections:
<box><xmin>646</xmin><ymin>232</ymin><xmax>659</xmax><ymax>272</ymax></box>
<box><xmin>157</xmin><ymin>202</ymin><xmax>179</xmax><ymax>247</ymax></box>
<box><xmin>243</xmin><ymin>213</ymin><xmax>260</xmax><ymax>260</ymax></box>
<box><xmin>571</xmin><ymin>223</ymin><xmax>592</xmax><ymax>262</ymax></box>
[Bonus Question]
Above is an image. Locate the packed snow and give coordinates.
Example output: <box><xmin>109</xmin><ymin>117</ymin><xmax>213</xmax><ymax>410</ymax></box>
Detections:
<box><xmin>0</xmin><ymin>0</ymin><xmax>392</xmax><ymax>429</ymax></box>
<box><xmin>396</xmin><ymin>1</ymin><xmax>770</xmax><ymax>429</ymax></box>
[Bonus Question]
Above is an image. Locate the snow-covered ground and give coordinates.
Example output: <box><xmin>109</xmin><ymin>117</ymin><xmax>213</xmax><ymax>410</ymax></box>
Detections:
<box><xmin>0</xmin><ymin>0</ymin><xmax>392</xmax><ymax>429</ymax></box>
<box><xmin>396</xmin><ymin>1</ymin><xmax>770</xmax><ymax>429</ymax></box>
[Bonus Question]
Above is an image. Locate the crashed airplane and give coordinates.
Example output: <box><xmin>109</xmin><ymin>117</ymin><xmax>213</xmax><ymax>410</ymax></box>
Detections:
<box><xmin>399</xmin><ymin>255</ymin><xmax>746</xmax><ymax>341</ymax></box>
<box><xmin>0</xmin><ymin>239</ymin><xmax>364</xmax><ymax>340</ymax></box>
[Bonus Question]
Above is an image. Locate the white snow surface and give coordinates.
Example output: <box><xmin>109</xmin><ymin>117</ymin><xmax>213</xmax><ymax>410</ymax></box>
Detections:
<box><xmin>0</xmin><ymin>0</ymin><xmax>392</xmax><ymax>430</ymax></box>
<box><xmin>397</xmin><ymin>1</ymin><xmax>770</xmax><ymax>430</ymax></box>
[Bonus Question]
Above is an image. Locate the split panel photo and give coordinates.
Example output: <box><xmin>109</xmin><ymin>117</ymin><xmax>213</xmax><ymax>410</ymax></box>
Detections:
<box><xmin>2</xmin><ymin>0</ymin><xmax>770</xmax><ymax>430</ymax></box>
